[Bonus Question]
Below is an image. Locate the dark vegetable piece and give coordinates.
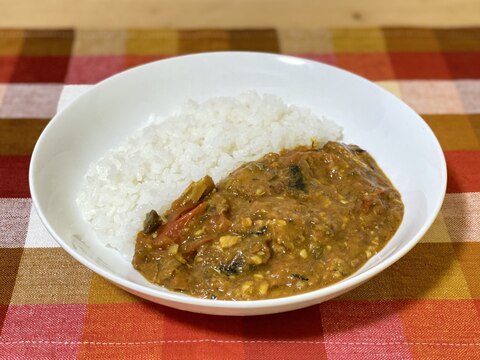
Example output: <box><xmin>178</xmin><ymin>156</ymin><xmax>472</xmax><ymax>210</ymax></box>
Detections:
<box><xmin>258</xmin><ymin>226</ymin><xmax>268</xmax><ymax>234</ymax></box>
<box><xmin>219</xmin><ymin>253</ymin><xmax>245</xmax><ymax>276</ymax></box>
<box><xmin>288</xmin><ymin>164</ymin><xmax>306</xmax><ymax>191</ymax></box>
<box><xmin>170</xmin><ymin>176</ymin><xmax>215</xmax><ymax>213</ymax></box>
<box><xmin>351</xmin><ymin>145</ymin><xmax>366</xmax><ymax>154</ymax></box>
<box><xmin>143</xmin><ymin>210</ymin><xmax>162</xmax><ymax>234</ymax></box>
<box><xmin>290</xmin><ymin>273</ymin><xmax>309</xmax><ymax>281</ymax></box>
<box><xmin>251</xmin><ymin>225</ymin><xmax>268</xmax><ymax>236</ymax></box>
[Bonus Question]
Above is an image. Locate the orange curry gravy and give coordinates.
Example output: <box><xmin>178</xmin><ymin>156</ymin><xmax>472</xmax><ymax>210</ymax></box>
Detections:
<box><xmin>133</xmin><ymin>141</ymin><xmax>404</xmax><ymax>300</ymax></box>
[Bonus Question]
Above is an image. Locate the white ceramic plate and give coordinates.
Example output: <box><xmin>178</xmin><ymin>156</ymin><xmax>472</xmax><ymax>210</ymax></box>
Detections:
<box><xmin>29</xmin><ymin>52</ymin><xmax>446</xmax><ymax>316</ymax></box>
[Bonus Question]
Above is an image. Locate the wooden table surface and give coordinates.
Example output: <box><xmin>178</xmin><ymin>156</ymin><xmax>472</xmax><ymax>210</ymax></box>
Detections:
<box><xmin>1</xmin><ymin>0</ymin><xmax>479</xmax><ymax>28</ymax></box>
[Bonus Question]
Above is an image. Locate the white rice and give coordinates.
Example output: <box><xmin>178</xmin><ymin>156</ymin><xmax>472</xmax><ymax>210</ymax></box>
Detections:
<box><xmin>76</xmin><ymin>92</ymin><xmax>342</xmax><ymax>257</ymax></box>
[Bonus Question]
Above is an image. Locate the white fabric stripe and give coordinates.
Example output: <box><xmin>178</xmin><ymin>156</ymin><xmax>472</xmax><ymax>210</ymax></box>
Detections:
<box><xmin>0</xmin><ymin>84</ymin><xmax>64</xmax><ymax>118</ymax></box>
<box><xmin>24</xmin><ymin>205</ymin><xmax>60</xmax><ymax>248</ymax></box>
<box><xmin>0</xmin><ymin>198</ymin><xmax>31</xmax><ymax>248</ymax></box>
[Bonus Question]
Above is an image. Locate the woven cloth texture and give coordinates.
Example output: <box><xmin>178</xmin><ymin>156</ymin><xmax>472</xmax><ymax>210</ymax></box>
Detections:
<box><xmin>0</xmin><ymin>28</ymin><xmax>479</xmax><ymax>359</ymax></box>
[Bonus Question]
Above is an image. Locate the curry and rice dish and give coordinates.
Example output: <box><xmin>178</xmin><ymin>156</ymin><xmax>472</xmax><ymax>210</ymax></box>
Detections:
<box><xmin>133</xmin><ymin>141</ymin><xmax>404</xmax><ymax>300</ymax></box>
<box><xmin>76</xmin><ymin>93</ymin><xmax>404</xmax><ymax>301</ymax></box>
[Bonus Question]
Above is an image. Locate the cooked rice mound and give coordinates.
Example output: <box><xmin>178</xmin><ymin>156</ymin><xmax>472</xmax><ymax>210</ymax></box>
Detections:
<box><xmin>76</xmin><ymin>92</ymin><xmax>342</xmax><ymax>256</ymax></box>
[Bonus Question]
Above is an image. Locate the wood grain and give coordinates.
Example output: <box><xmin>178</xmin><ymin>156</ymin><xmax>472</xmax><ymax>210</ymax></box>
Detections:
<box><xmin>0</xmin><ymin>0</ymin><xmax>479</xmax><ymax>28</ymax></box>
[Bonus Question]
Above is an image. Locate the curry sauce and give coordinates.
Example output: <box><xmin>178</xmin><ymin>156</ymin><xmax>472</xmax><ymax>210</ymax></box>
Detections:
<box><xmin>133</xmin><ymin>142</ymin><xmax>404</xmax><ymax>300</ymax></box>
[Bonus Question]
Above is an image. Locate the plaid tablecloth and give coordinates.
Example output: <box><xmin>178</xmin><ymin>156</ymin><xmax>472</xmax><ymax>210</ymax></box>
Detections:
<box><xmin>0</xmin><ymin>28</ymin><xmax>479</xmax><ymax>359</ymax></box>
